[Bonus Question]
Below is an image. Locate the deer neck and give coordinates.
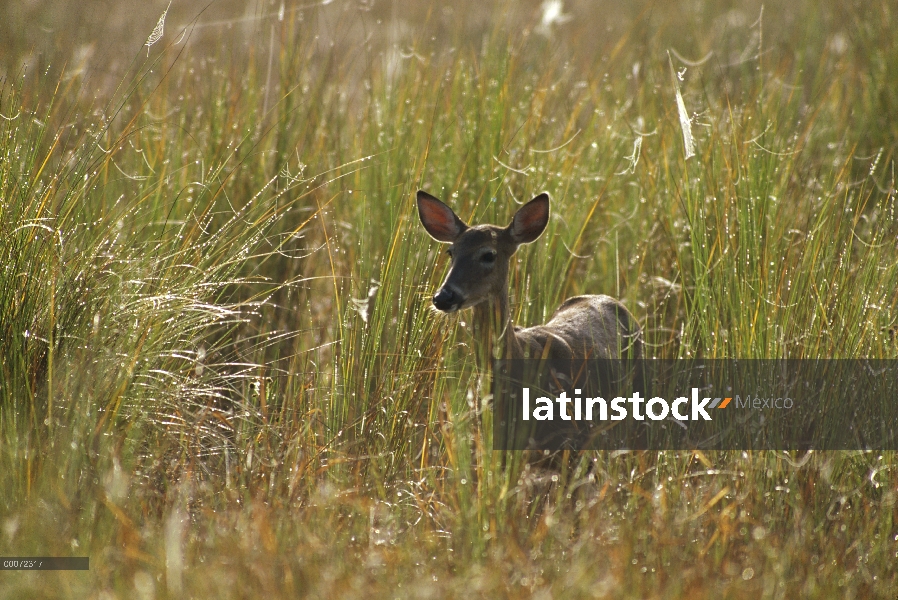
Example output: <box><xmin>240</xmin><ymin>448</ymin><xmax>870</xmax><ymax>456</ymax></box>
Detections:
<box><xmin>471</xmin><ymin>286</ymin><xmax>521</xmax><ymax>367</ymax></box>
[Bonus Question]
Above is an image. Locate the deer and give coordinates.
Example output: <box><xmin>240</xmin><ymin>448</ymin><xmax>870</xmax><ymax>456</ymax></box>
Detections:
<box><xmin>417</xmin><ymin>190</ymin><xmax>645</xmax><ymax>451</ymax></box>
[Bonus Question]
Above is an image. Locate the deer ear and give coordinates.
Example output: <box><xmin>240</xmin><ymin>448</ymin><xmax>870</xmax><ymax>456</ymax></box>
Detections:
<box><xmin>417</xmin><ymin>190</ymin><xmax>467</xmax><ymax>242</ymax></box>
<box><xmin>508</xmin><ymin>193</ymin><xmax>549</xmax><ymax>244</ymax></box>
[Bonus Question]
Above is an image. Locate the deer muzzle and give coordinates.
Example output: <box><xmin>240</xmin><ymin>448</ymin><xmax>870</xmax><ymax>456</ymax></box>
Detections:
<box><xmin>432</xmin><ymin>286</ymin><xmax>463</xmax><ymax>312</ymax></box>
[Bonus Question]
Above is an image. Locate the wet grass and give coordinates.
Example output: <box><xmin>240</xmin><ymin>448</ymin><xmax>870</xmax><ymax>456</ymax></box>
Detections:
<box><xmin>1</xmin><ymin>0</ymin><xmax>897</xmax><ymax>597</ymax></box>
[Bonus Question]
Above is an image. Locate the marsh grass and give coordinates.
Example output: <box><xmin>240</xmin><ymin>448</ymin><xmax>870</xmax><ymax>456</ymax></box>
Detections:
<box><xmin>1</xmin><ymin>0</ymin><xmax>897</xmax><ymax>597</ymax></box>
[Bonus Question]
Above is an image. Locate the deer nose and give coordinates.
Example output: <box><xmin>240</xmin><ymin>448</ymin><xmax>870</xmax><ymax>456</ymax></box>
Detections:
<box><xmin>433</xmin><ymin>287</ymin><xmax>462</xmax><ymax>312</ymax></box>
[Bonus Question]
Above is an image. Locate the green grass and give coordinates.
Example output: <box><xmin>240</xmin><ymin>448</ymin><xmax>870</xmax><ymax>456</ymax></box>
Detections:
<box><xmin>1</xmin><ymin>0</ymin><xmax>897</xmax><ymax>597</ymax></box>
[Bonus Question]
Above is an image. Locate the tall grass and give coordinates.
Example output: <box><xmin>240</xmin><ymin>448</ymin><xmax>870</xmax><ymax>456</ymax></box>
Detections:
<box><xmin>1</xmin><ymin>0</ymin><xmax>897</xmax><ymax>597</ymax></box>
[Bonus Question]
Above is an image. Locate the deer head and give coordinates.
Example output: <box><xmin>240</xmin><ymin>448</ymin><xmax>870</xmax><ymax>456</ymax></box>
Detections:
<box><xmin>417</xmin><ymin>190</ymin><xmax>549</xmax><ymax>313</ymax></box>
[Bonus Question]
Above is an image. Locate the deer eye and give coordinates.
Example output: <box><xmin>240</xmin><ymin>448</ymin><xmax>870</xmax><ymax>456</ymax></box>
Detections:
<box><xmin>481</xmin><ymin>250</ymin><xmax>497</xmax><ymax>264</ymax></box>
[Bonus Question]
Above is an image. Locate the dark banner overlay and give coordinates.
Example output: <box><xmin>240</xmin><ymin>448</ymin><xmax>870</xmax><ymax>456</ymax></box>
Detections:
<box><xmin>492</xmin><ymin>360</ymin><xmax>898</xmax><ymax>450</ymax></box>
<box><xmin>0</xmin><ymin>557</ymin><xmax>89</xmax><ymax>570</ymax></box>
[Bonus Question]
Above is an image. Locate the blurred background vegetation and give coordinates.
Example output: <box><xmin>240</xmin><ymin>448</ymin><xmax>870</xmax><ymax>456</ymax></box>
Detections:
<box><xmin>1</xmin><ymin>0</ymin><xmax>896</xmax><ymax>597</ymax></box>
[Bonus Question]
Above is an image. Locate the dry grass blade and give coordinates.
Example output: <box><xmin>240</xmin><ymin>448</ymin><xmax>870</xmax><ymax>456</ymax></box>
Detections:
<box><xmin>145</xmin><ymin>1</ymin><xmax>171</xmax><ymax>55</ymax></box>
<box><xmin>668</xmin><ymin>50</ymin><xmax>695</xmax><ymax>160</ymax></box>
